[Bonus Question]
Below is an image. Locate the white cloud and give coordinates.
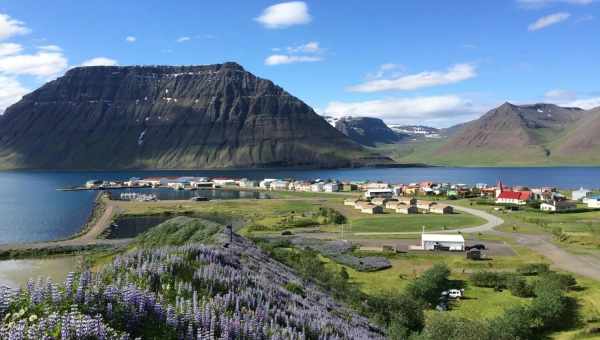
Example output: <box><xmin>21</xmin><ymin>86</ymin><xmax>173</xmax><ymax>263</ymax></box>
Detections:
<box><xmin>80</xmin><ymin>57</ymin><xmax>118</xmax><ymax>67</ymax></box>
<box><xmin>264</xmin><ymin>54</ymin><xmax>322</xmax><ymax>65</ymax></box>
<box><xmin>38</xmin><ymin>45</ymin><xmax>62</xmax><ymax>52</ymax></box>
<box><xmin>287</xmin><ymin>41</ymin><xmax>322</xmax><ymax>53</ymax></box>
<box><xmin>545</xmin><ymin>89</ymin><xmax>577</xmax><ymax>101</ymax></box>
<box><xmin>323</xmin><ymin>95</ymin><xmax>481</xmax><ymax>126</ymax></box>
<box><xmin>565</xmin><ymin>97</ymin><xmax>600</xmax><ymax>109</ymax></box>
<box><xmin>366</xmin><ymin>63</ymin><xmax>405</xmax><ymax>80</ymax></box>
<box><xmin>0</xmin><ymin>13</ymin><xmax>30</xmax><ymax>41</ymax></box>
<box><xmin>125</xmin><ymin>36</ymin><xmax>136</xmax><ymax>43</ymax></box>
<box><xmin>528</xmin><ymin>12</ymin><xmax>571</xmax><ymax>31</ymax></box>
<box><xmin>347</xmin><ymin>63</ymin><xmax>477</xmax><ymax>93</ymax></box>
<box><xmin>255</xmin><ymin>1</ymin><xmax>311</xmax><ymax>29</ymax></box>
<box><xmin>176</xmin><ymin>36</ymin><xmax>191</xmax><ymax>43</ymax></box>
<box><xmin>518</xmin><ymin>0</ymin><xmax>593</xmax><ymax>8</ymax></box>
<box><xmin>0</xmin><ymin>51</ymin><xmax>68</xmax><ymax>77</ymax></box>
<box><xmin>0</xmin><ymin>42</ymin><xmax>23</xmax><ymax>56</ymax></box>
<box><xmin>0</xmin><ymin>76</ymin><xmax>29</xmax><ymax>113</ymax></box>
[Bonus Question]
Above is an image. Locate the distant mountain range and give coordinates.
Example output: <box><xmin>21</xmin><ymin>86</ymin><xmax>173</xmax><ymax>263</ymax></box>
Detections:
<box><xmin>0</xmin><ymin>63</ymin><xmax>392</xmax><ymax>170</ymax></box>
<box><xmin>394</xmin><ymin>102</ymin><xmax>600</xmax><ymax>166</ymax></box>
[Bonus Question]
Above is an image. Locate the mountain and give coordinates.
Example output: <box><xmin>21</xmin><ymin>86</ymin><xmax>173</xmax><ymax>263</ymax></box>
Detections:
<box><xmin>391</xmin><ymin>102</ymin><xmax>600</xmax><ymax>166</ymax></box>
<box><xmin>334</xmin><ymin>116</ymin><xmax>403</xmax><ymax>147</ymax></box>
<box><xmin>0</xmin><ymin>62</ymin><xmax>391</xmax><ymax>170</ymax></box>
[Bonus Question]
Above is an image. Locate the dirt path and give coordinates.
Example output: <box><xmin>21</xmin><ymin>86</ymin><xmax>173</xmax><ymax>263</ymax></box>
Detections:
<box><xmin>0</xmin><ymin>201</ymin><xmax>129</xmax><ymax>252</ymax></box>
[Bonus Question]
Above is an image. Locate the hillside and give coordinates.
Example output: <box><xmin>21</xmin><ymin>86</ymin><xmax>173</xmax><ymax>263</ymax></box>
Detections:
<box><xmin>386</xmin><ymin>103</ymin><xmax>600</xmax><ymax>166</ymax></box>
<box><xmin>0</xmin><ymin>218</ymin><xmax>383</xmax><ymax>338</ymax></box>
<box><xmin>0</xmin><ymin>63</ymin><xmax>391</xmax><ymax>170</ymax></box>
<box><xmin>334</xmin><ymin>116</ymin><xmax>404</xmax><ymax>146</ymax></box>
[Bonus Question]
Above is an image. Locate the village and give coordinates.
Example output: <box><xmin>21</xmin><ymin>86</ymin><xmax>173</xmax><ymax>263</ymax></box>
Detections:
<box><xmin>82</xmin><ymin>176</ymin><xmax>600</xmax><ymax>211</ymax></box>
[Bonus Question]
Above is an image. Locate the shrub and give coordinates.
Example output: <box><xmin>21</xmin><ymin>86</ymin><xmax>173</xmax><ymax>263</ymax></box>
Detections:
<box><xmin>470</xmin><ymin>271</ymin><xmax>510</xmax><ymax>288</ymax></box>
<box><xmin>516</xmin><ymin>263</ymin><xmax>549</xmax><ymax>276</ymax></box>
<box><xmin>506</xmin><ymin>275</ymin><xmax>534</xmax><ymax>298</ymax></box>
<box><xmin>284</xmin><ymin>281</ymin><xmax>305</xmax><ymax>296</ymax></box>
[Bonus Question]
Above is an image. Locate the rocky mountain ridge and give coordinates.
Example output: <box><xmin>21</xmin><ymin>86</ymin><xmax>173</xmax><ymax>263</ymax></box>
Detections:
<box><xmin>0</xmin><ymin>62</ymin><xmax>391</xmax><ymax>169</ymax></box>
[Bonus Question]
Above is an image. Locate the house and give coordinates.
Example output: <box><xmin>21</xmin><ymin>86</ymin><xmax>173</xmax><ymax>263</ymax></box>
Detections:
<box><xmin>359</xmin><ymin>203</ymin><xmax>384</xmax><ymax>214</ymax></box>
<box><xmin>371</xmin><ymin>197</ymin><xmax>389</xmax><ymax>206</ymax></box>
<box><xmin>365</xmin><ymin>189</ymin><xmax>394</xmax><ymax>199</ymax></box>
<box><xmin>190</xmin><ymin>180</ymin><xmax>214</xmax><ymax>189</ymax></box>
<box><xmin>291</xmin><ymin>181</ymin><xmax>312</xmax><ymax>192</ymax></box>
<box><xmin>421</xmin><ymin>233</ymin><xmax>465</xmax><ymax>251</ymax></box>
<box><xmin>496</xmin><ymin>191</ymin><xmax>532</xmax><ymax>205</ymax></box>
<box><xmin>587</xmin><ymin>198</ymin><xmax>600</xmax><ymax>209</ymax></box>
<box><xmin>354</xmin><ymin>201</ymin><xmax>373</xmax><ymax>209</ymax></box>
<box><xmin>430</xmin><ymin>204</ymin><xmax>454</xmax><ymax>215</ymax></box>
<box><xmin>416</xmin><ymin>200</ymin><xmax>436</xmax><ymax>211</ymax></box>
<box><xmin>167</xmin><ymin>182</ymin><xmax>185</xmax><ymax>190</ymax></box>
<box><xmin>385</xmin><ymin>200</ymin><xmax>401</xmax><ymax>209</ymax></box>
<box><xmin>395</xmin><ymin>204</ymin><xmax>418</xmax><ymax>214</ymax></box>
<box><xmin>212</xmin><ymin>178</ymin><xmax>236</xmax><ymax>187</ymax></box>
<box><xmin>540</xmin><ymin>200</ymin><xmax>577</xmax><ymax>212</ymax></box>
<box><xmin>310</xmin><ymin>182</ymin><xmax>324</xmax><ymax>192</ymax></box>
<box><xmin>238</xmin><ymin>179</ymin><xmax>258</xmax><ymax>188</ymax></box>
<box><xmin>344</xmin><ymin>198</ymin><xmax>360</xmax><ymax>206</ymax></box>
<box><xmin>403</xmin><ymin>186</ymin><xmax>419</xmax><ymax>196</ymax></box>
<box><xmin>259</xmin><ymin>179</ymin><xmax>278</xmax><ymax>189</ymax></box>
<box><xmin>270</xmin><ymin>180</ymin><xmax>291</xmax><ymax>191</ymax></box>
<box><xmin>392</xmin><ymin>186</ymin><xmax>403</xmax><ymax>197</ymax></box>
<box><xmin>365</xmin><ymin>182</ymin><xmax>390</xmax><ymax>190</ymax></box>
<box><xmin>340</xmin><ymin>183</ymin><xmax>358</xmax><ymax>192</ymax></box>
<box><xmin>397</xmin><ymin>197</ymin><xmax>417</xmax><ymax>206</ymax></box>
<box><xmin>572</xmin><ymin>187</ymin><xmax>591</xmax><ymax>201</ymax></box>
<box><xmin>323</xmin><ymin>182</ymin><xmax>339</xmax><ymax>192</ymax></box>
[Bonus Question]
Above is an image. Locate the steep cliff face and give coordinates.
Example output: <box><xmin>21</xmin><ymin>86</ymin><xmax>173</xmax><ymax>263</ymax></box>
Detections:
<box><xmin>0</xmin><ymin>62</ymin><xmax>388</xmax><ymax>169</ymax></box>
<box><xmin>334</xmin><ymin>117</ymin><xmax>402</xmax><ymax>147</ymax></box>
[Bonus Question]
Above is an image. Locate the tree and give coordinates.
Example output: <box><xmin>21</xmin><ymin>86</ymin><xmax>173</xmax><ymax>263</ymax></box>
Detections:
<box><xmin>406</xmin><ymin>263</ymin><xmax>450</xmax><ymax>305</ymax></box>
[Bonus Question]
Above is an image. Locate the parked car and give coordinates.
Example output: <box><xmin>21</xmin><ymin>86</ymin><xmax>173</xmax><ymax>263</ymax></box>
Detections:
<box><xmin>448</xmin><ymin>289</ymin><xmax>464</xmax><ymax>298</ymax></box>
<box><xmin>465</xmin><ymin>244</ymin><xmax>486</xmax><ymax>251</ymax></box>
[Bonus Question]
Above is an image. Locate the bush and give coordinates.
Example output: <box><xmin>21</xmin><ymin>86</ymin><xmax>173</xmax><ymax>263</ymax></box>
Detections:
<box><xmin>470</xmin><ymin>271</ymin><xmax>510</xmax><ymax>288</ymax></box>
<box><xmin>406</xmin><ymin>264</ymin><xmax>450</xmax><ymax>305</ymax></box>
<box><xmin>535</xmin><ymin>272</ymin><xmax>577</xmax><ymax>292</ymax></box>
<box><xmin>506</xmin><ymin>275</ymin><xmax>534</xmax><ymax>298</ymax></box>
<box><xmin>420</xmin><ymin>313</ymin><xmax>492</xmax><ymax>340</ymax></box>
<box><xmin>516</xmin><ymin>263</ymin><xmax>549</xmax><ymax>276</ymax></box>
<box><xmin>317</xmin><ymin>207</ymin><xmax>347</xmax><ymax>224</ymax></box>
<box><xmin>366</xmin><ymin>291</ymin><xmax>424</xmax><ymax>336</ymax></box>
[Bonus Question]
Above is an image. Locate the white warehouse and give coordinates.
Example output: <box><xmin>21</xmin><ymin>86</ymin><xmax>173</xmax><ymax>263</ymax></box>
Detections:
<box><xmin>421</xmin><ymin>233</ymin><xmax>465</xmax><ymax>251</ymax></box>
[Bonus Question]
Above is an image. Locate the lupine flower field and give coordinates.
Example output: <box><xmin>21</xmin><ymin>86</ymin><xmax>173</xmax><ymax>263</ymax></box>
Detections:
<box><xmin>0</xmin><ymin>230</ymin><xmax>383</xmax><ymax>339</ymax></box>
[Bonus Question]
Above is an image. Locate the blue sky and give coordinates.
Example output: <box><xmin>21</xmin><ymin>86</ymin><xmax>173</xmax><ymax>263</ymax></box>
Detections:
<box><xmin>0</xmin><ymin>0</ymin><xmax>599</xmax><ymax>127</ymax></box>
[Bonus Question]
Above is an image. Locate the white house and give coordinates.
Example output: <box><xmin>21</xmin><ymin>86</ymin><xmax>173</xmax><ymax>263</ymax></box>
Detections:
<box><xmin>421</xmin><ymin>234</ymin><xmax>465</xmax><ymax>251</ymax></box>
<box><xmin>572</xmin><ymin>187</ymin><xmax>591</xmax><ymax>201</ymax></box>
<box><xmin>238</xmin><ymin>179</ymin><xmax>258</xmax><ymax>188</ymax></box>
<box><xmin>540</xmin><ymin>200</ymin><xmax>577</xmax><ymax>212</ymax></box>
<box><xmin>259</xmin><ymin>179</ymin><xmax>278</xmax><ymax>189</ymax></box>
<box><xmin>311</xmin><ymin>182</ymin><xmax>324</xmax><ymax>192</ymax></box>
<box><xmin>587</xmin><ymin>198</ymin><xmax>600</xmax><ymax>209</ymax></box>
<box><xmin>190</xmin><ymin>180</ymin><xmax>214</xmax><ymax>189</ymax></box>
<box><xmin>213</xmin><ymin>178</ymin><xmax>236</xmax><ymax>187</ymax></box>
<box><xmin>364</xmin><ymin>189</ymin><xmax>393</xmax><ymax>199</ymax></box>
<box><xmin>270</xmin><ymin>180</ymin><xmax>291</xmax><ymax>191</ymax></box>
<box><xmin>323</xmin><ymin>182</ymin><xmax>339</xmax><ymax>192</ymax></box>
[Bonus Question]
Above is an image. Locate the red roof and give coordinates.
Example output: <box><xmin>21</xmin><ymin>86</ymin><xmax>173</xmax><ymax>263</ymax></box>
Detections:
<box><xmin>498</xmin><ymin>190</ymin><xmax>531</xmax><ymax>201</ymax></box>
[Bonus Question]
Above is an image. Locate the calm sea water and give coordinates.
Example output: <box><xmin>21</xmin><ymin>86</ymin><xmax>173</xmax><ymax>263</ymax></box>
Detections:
<box><xmin>1</xmin><ymin>167</ymin><xmax>599</xmax><ymax>244</ymax></box>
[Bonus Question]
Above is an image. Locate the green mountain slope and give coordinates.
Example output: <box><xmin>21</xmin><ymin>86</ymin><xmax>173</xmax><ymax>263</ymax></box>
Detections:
<box><xmin>381</xmin><ymin>103</ymin><xmax>600</xmax><ymax>166</ymax></box>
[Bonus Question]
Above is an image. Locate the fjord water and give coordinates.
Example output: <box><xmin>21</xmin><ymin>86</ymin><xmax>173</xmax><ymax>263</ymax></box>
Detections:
<box><xmin>1</xmin><ymin>167</ymin><xmax>599</xmax><ymax>245</ymax></box>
